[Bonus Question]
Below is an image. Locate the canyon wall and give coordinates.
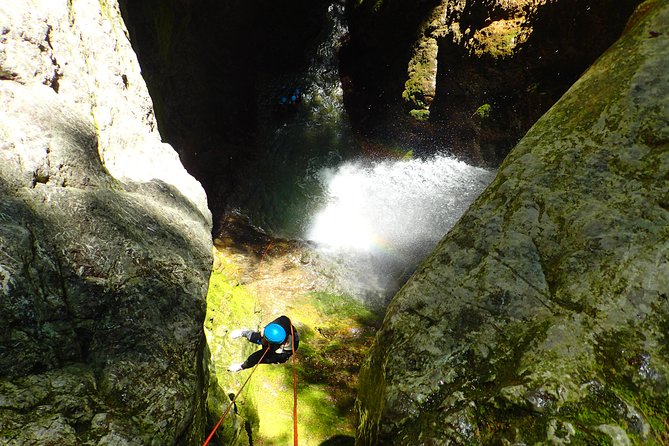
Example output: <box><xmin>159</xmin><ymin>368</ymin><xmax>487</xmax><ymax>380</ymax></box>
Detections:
<box><xmin>0</xmin><ymin>1</ymin><xmax>212</xmax><ymax>444</ymax></box>
<box><xmin>342</xmin><ymin>0</ymin><xmax>643</xmax><ymax>164</ymax></box>
<box><xmin>356</xmin><ymin>1</ymin><xmax>669</xmax><ymax>444</ymax></box>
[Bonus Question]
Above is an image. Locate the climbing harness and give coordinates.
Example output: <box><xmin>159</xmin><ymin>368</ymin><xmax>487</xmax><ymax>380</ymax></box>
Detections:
<box><xmin>202</xmin><ymin>346</ymin><xmax>270</xmax><ymax>446</ymax></box>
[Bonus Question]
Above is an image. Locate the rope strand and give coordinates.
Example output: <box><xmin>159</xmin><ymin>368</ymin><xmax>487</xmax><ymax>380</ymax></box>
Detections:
<box><xmin>259</xmin><ymin>240</ymin><xmax>273</xmax><ymax>269</ymax></box>
<box><xmin>203</xmin><ymin>346</ymin><xmax>271</xmax><ymax>446</ymax></box>
<box><xmin>291</xmin><ymin>323</ymin><xmax>298</xmax><ymax>446</ymax></box>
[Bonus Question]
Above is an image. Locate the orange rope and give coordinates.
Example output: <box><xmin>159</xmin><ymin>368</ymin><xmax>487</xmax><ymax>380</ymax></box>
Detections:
<box><xmin>258</xmin><ymin>240</ymin><xmax>273</xmax><ymax>269</ymax></box>
<box><xmin>202</xmin><ymin>346</ymin><xmax>271</xmax><ymax>446</ymax></box>
<box><xmin>291</xmin><ymin>323</ymin><xmax>298</xmax><ymax>446</ymax></box>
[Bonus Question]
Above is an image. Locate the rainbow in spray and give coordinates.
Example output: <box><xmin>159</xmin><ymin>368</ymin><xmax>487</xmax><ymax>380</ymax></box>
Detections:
<box><xmin>305</xmin><ymin>154</ymin><xmax>496</xmax><ymax>300</ymax></box>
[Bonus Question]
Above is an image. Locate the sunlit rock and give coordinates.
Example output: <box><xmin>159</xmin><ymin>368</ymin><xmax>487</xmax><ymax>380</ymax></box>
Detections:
<box><xmin>0</xmin><ymin>1</ymin><xmax>211</xmax><ymax>444</ymax></box>
<box><xmin>344</xmin><ymin>0</ymin><xmax>643</xmax><ymax>164</ymax></box>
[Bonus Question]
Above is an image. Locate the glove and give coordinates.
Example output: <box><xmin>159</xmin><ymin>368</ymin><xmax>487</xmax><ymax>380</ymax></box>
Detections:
<box><xmin>228</xmin><ymin>363</ymin><xmax>243</xmax><ymax>372</ymax></box>
<box><xmin>230</xmin><ymin>329</ymin><xmax>248</xmax><ymax>339</ymax></box>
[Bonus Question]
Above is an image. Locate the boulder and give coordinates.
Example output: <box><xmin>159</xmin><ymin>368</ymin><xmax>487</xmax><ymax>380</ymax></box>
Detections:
<box><xmin>356</xmin><ymin>1</ymin><xmax>669</xmax><ymax>444</ymax></box>
<box><xmin>0</xmin><ymin>1</ymin><xmax>212</xmax><ymax>444</ymax></box>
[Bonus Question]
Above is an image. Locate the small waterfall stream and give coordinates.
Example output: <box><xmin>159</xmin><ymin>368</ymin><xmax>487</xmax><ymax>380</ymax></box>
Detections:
<box><xmin>225</xmin><ymin>0</ymin><xmax>496</xmax><ymax>306</ymax></box>
<box><xmin>306</xmin><ymin>155</ymin><xmax>495</xmax><ymax>306</ymax></box>
<box><xmin>227</xmin><ymin>0</ymin><xmax>356</xmax><ymax>237</ymax></box>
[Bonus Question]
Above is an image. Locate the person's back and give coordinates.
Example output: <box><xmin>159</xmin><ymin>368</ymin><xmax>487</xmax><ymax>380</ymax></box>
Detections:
<box><xmin>228</xmin><ymin>315</ymin><xmax>299</xmax><ymax>372</ymax></box>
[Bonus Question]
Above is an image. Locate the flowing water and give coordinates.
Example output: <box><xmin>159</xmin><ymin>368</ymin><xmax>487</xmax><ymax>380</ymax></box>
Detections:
<box><xmin>224</xmin><ymin>0</ymin><xmax>497</xmax><ymax>306</ymax></box>
<box><xmin>227</xmin><ymin>0</ymin><xmax>356</xmax><ymax>237</ymax></box>
<box><xmin>306</xmin><ymin>155</ymin><xmax>495</xmax><ymax>307</ymax></box>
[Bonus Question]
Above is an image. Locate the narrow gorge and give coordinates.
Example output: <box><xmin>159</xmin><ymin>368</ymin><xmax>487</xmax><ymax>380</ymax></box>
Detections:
<box><xmin>1</xmin><ymin>0</ymin><xmax>667</xmax><ymax>445</ymax></box>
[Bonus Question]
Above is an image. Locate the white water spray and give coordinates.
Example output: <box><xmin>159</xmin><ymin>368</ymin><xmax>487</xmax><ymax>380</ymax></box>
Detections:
<box><xmin>306</xmin><ymin>154</ymin><xmax>496</xmax><ymax>306</ymax></box>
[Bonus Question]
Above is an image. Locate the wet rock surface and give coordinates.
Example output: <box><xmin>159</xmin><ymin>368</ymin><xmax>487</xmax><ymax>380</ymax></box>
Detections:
<box><xmin>203</xmin><ymin>221</ymin><xmax>380</xmax><ymax>445</ymax></box>
<box><xmin>356</xmin><ymin>1</ymin><xmax>669</xmax><ymax>444</ymax></box>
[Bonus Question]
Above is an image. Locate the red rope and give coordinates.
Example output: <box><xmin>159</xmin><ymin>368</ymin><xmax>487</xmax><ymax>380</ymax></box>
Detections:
<box><xmin>203</xmin><ymin>346</ymin><xmax>271</xmax><ymax>446</ymax></box>
<box><xmin>291</xmin><ymin>323</ymin><xmax>298</xmax><ymax>446</ymax></box>
<box><xmin>258</xmin><ymin>240</ymin><xmax>273</xmax><ymax>269</ymax></box>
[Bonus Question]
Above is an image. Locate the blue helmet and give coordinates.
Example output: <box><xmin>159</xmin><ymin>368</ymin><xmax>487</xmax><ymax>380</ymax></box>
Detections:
<box><xmin>264</xmin><ymin>323</ymin><xmax>286</xmax><ymax>344</ymax></box>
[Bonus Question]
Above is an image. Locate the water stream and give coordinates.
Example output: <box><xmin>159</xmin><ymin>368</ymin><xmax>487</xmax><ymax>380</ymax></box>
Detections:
<box><xmin>306</xmin><ymin>155</ymin><xmax>495</xmax><ymax>307</ymax></box>
<box><xmin>227</xmin><ymin>0</ymin><xmax>357</xmax><ymax>238</ymax></box>
<box><xmin>224</xmin><ymin>0</ymin><xmax>496</xmax><ymax>306</ymax></box>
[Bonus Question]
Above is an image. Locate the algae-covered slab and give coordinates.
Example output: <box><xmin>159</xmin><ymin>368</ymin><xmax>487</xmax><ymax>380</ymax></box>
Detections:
<box><xmin>205</xmin><ymin>242</ymin><xmax>379</xmax><ymax>445</ymax></box>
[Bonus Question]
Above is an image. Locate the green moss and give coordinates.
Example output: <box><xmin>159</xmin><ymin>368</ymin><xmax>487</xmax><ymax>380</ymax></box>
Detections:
<box><xmin>241</xmin><ymin>290</ymin><xmax>378</xmax><ymax>444</ymax></box>
<box><xmin>592</xmin><ymin>327</ymin><xmax>669</xmax><ymax>443</ymax></box>
<box><xmin>402</xmin><ymin>75</ymin><xmax>430</xmax><ymax>109</ymax></box>
<box><xmin>205</xmin><ymin>249</ymin><xmax>380</xmax><ymax>445</ymax></box>
<box><xmin>306</xmin><ymin>291</ymin><xmax>377</xmax><ymax>324</ymax></box>
<box><xmin>403</xmin><ymin>37</ymin><xmax>438</xmax><ymax>111</ymax></box>
<box><xmin>473</xmin><ymin>103</ymin><xmax>492</xmax><ymax>120</ymax></box>
<box><xmin>205</xmin><ymin>274</ymin><xmax>254</xmax><ymax>335</ymax></box>
<box><xmin>402</xmin><ymin>80</ymin><xmax>427</xmax><ymax>108</ymax></box>
<box><xmin>477</xmin><ymin>27</ymin><xmax>522</xmax><ymax>60</ymax></box>
<box><xmin>204</xmin><ymin>257</ymin><xmax>260</xmax><ymax>444</ymax></box>
<box><xmin>409</xmin><ymin>109</ymin><xmax>430</xmax><ymax>121</ymax></box>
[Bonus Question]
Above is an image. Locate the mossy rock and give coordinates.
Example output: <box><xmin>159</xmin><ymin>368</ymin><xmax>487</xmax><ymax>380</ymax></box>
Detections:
<box><xmin>204</xmin><ymin>246</ymin><xmax>379</xmax><ymax>445</ymax></box>
<box><xmin>356</xmin><ymin>1</ymin><xmax>669</xmax><ymax>444</ymax></box>
<box><xmin>409</xmin><ymin>109</ymin><xmax>430</xmax><ymax>121</ymax></box>
<box><xmin>473</xmin><ymin>103</ymin><xmax>492</xmax><ymax>120</ymax></box>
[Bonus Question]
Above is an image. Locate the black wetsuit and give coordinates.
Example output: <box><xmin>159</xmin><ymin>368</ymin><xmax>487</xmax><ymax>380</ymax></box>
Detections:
<box><xmin>240</xmin><ymin>315</ymin><xmax>300</xmax><ymax>369</ymax></box>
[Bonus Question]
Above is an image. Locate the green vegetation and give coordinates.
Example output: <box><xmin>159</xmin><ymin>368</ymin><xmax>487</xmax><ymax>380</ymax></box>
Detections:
<box><xmin>473</xmin><ymin>103</ymin><xmax>492</xmax><ymax>119</ymax></box>
<box><xmin>409</xmin><ymin>108</ymin><xmax>430</xmax><ymax>121</ymax></box>
<box><xmin>204</xmin><ymin>247</ymin><xmax>381</xmax><ymax>445</ymax></box>
<box><xmin>403</xmin><ymin>35</ymin><xmax>438</xmax><ymax>117</ymax></box>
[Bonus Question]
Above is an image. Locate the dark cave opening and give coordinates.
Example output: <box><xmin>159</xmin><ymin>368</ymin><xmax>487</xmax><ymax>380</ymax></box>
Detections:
<box><xmin>119</xmin><ymin>0</ymin><xmax>333</xmax><ymax>230</ymax></box>
<box><xmin>119</xmin><ymin>0</ymin><xmax>642</xmax><ymax>235</ymax></box>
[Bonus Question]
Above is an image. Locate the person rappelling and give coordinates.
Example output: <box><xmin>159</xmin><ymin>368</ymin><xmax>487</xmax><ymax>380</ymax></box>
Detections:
<box><xmin>227</xmin><ymin>315</ymin><xmax>299</xmax><ymax>372</ymax></box>
<box><xmin>203</xmin><ymin>315</ymin><xmax>301</xmax><ymax>445</ymax></box>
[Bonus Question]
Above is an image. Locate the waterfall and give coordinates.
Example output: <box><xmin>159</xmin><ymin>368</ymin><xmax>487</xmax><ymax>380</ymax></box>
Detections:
<box><xmin>303</xmin><ymin>1</ymin><xmax>348</xmax><ymax>126</ymax></box>
<box><xmin>225</xmin><ymin>1</ymin><xmax>497</xmax><ymax>306</ymax></box>
<box><xmin>229</xmin><ymin>0</ymin><xmax>356</xmax><ymax>236</ymax></box>
<box><xmin>306</xmin><ymin>155</ymin><xmax>496</xmax><ymax>307</ymax></box>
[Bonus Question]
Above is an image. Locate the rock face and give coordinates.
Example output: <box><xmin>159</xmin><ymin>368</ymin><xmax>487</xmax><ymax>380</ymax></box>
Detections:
<box><xmin>118</xmin><ymin>0</ymin><xmax>642</xmax><ymax>234</ymax></box>
<box><xmin>0</xmin><ymin>1</ymin><xmax>212</xmax><ymax>444</ymax></box>
<box><xmin>117</xmin><ymin>0</ymin><xmax>335</xmax><ymax>227</ymax></box>
<box><xmin>356</xmin><ymin>1</ymin><xmax>669</xmax><ymax>444</ymax></box>
<box><xmin>342</xmin><ymin>0</ymin><xmax>643</xmax><ymax>164</ymax></box>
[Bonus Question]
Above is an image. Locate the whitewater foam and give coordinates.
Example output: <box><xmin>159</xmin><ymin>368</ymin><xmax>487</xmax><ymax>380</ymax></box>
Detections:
<box><xmin>306</xmin><ymin>154</ymin><xmax>496</xmax><ymax>305</ymax></box>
